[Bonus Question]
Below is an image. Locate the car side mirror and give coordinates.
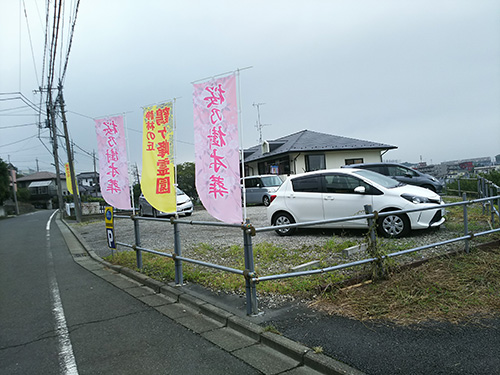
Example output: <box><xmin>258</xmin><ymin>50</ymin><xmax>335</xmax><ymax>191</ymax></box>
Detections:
<box><xmin>354</xmin><ymin>186</ymin><xmax>366</xmax><ymax>194</ymax></box>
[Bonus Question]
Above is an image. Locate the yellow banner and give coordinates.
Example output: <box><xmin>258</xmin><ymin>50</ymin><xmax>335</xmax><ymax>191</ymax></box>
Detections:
<box><xmin>141</xmin><ymin>103</ymin><xmax>176</xmax><ymax>214</ymax></box>
<box><xmin>65</xmin><ymin>163</ymin><xmax>78</xmax><ymax>195</ymax></box>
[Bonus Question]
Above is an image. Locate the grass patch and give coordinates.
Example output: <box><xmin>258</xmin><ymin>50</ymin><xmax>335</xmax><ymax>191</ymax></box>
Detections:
<box><xmin>312</xmin><ymin>245</ymin><xmax>500</xmax><ymax>325</ymax></box>
<box><xmin>103</xmin><ymin>198</ymin><xmax>500</xmax><ymax>324</ymax></box>
<box><xmin>104</xmin><ymin>240</ymin><xmax>356</xmax><ymax>296</ymax></box>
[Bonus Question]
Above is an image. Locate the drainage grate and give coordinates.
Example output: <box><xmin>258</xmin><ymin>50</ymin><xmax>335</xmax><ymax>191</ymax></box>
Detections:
<box><xmin>73</xmin><ymin>253</ymin><xmax>88</xmax><ymax>258</ymax></box>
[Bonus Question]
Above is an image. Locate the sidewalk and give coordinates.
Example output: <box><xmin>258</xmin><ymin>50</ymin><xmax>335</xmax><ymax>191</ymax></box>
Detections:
<box><xmin>58</xmin><ymin>216</ymin><xmax>364</xmax><ymax>375</ymax></box>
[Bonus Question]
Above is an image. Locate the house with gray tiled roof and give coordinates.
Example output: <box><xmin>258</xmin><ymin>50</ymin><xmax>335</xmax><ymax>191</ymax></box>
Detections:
<box><xmin>243</xmin><ymin>129</ymin><xmax>397</xmax><ymax>176</ymax></box>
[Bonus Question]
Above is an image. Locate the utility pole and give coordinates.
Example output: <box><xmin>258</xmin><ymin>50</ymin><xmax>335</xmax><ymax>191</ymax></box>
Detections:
<box><xmin>93</xmin><ymin>150</ymin><xmax>97</xmax><ymax>197</ymax></box>
<box><xmin>8</xmin><ymin>155</ymin><xmax>19</xmax><ymax>215</ymax></box>
<box><xmin>58</xmin><ymin>83</ymin><xmax>82</xmax><ymax>222</ymax></box>
<box><xmin>253</xmin><ymin>102</ymin><xmax>270</xmax><ymax>144</ymax></box>
<box><xmin>46</xmin><ymin>88</ymin><xmax>64</xmax><ymax>212</ymax></box>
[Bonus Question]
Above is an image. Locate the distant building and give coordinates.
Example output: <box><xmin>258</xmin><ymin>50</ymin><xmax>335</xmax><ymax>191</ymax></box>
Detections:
<box><xmin>77</xmin><ymin>171</ymin><xmax>101</xmax><ymax>197</ymax></box>
<box><xmin>16</xmin><ymin>171</ymin><xmax>68</xmax><ymax>208</ymax></box>
<box><xmin>442</xmin><ymin>157</ymin><xmax>492</xmax><ymax>168</ymax></box>
<box><xmin>416</xmin><ymin>164</ymin><xmax>449</xmax><ymax>178</ymax></box>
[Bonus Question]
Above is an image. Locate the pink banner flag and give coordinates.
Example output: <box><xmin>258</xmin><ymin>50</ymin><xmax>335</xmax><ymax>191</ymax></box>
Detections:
<box><xmin>193</xmin><ymin>74</ymin><xmax>242</xmax><ymax>224</ymax></box>
<box><xmin>95</xmin><ymin>116</ymin><xmax>132</xmax><ymax>209</ymax></box>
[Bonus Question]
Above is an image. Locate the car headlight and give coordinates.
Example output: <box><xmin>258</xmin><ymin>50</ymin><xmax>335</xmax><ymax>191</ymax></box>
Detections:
<box><xmin>401</xmin><ymin>194</ymin><xmax>430</xmax><ymax>204</ymax></box>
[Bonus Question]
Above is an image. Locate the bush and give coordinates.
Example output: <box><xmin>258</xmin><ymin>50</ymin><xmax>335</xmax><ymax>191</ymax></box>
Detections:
<box><xmin>479</xmin><ymin>170</ymin><xmax>500</xmax><ymax>186</ymax></box>
<box><xmin>446</xmin><ymin>178</ymin><xmax>479</xmax><ymax>197</ymax></box>
<box><xmin>17</xmin><ymin>187</ymin><xmax>30</xmax><ymax>202</ymax></box>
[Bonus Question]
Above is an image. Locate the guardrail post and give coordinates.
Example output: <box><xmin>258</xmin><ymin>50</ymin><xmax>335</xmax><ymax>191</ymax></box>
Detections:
<box><xmin>497</xmin><ymin>187</ymin><xmax>500</xmax><ymax>226</ymax></box>
<box><xmin>490</xmin><ymin>186</ymin><xmax>495</xmax><ymax>227</ymax></box>
<box><xmin>364</xmin><ymin>204</ymin><xmax>384</xmax><ymax>279</ymax></box>
<box><xmin>173</xmin><ymin>220</ymin><xmax>183</xmax><ymax>285</ymax></box>
<box><xmin>463</xmin><ymin>193</ymin><xmax>470</xmax><ymax>254</ymax></box>
<box><xmin>133</xmin><ymin>216</ymin><xmax>143</xmax><ymax>269</ymax></box>
<box><xmin>243</xmin><ymin>220</ymin><xmax>258</xmax><ymax>316</ymax></box>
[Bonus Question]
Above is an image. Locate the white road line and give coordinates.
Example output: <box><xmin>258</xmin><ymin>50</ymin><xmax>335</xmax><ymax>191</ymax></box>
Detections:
<box><xmin>47</xmin><ymin>210</ymin><xmax>58</xmax><ymax>231</ymax></box>
<box><xmin>47</xmin><ymin>211</ymin><xmax>79</xmax><ymax>375</ymax></box>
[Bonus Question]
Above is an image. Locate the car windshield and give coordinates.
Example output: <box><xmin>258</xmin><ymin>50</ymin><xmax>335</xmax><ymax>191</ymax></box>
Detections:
<box><xmin>353</xmin><ymin>169</ymin><xmax>402</xmax><ymax>188</ymax></box>
<box><xmin>260</xmin><ymin>176</ymin><xmax>282</xmax><ymax>187</ymax></box>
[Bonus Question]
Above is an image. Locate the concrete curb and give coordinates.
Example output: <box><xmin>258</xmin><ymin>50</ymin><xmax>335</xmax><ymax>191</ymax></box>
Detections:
<box><xmin>60</xmin><ymin>216</ymin><xmax>365</xmax><ymax>375</ymax></box>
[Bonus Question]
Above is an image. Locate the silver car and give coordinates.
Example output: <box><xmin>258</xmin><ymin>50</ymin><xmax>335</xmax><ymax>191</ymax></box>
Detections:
<box><xmin>242</xmin><ymin>175</ymin><xmax>283</xmax><ymax>206</ymax></box>
<box><xmin>138</xmin><ymin>187</ymin><xmax>193</xmax><ymax>217</ymax></box>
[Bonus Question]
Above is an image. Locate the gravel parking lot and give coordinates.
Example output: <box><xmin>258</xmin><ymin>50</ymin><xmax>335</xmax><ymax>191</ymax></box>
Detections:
<box><xmin>73</xmin><ymin>205</ymin><xmax>471</xmax><ymax>271</ymax></box>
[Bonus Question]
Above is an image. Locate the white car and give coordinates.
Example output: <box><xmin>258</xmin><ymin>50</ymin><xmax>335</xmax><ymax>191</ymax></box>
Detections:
<box><xmin>138</xmin><ymin>187</ymin><xmax>193</xmax><ymax>217</ymax></box>
<box><xmin>267</xmin><ymin>168</ymin><xmax>445</xmax><ymax>238</ymax></box>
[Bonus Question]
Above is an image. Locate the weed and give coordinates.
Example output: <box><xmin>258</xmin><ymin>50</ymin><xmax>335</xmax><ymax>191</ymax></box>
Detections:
<box><xmin>312</xmin><ymin>346</ymin><xmax>323</xmax><ymax>354</ymax></box>
<box><xmin>314</xmin><ymin>246</ymin><xmax>500</xmax><ymax>324</ymax></box>
<box><xmin>263</xmin><ymin>325</ymin><xmax>281</xmax><ymax>335</ymax></box>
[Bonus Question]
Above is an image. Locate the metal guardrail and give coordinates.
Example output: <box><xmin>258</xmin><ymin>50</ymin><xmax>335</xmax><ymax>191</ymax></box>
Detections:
<box><xmin>111</xmin><ymin>191</ymin><xmax>500</xmax><ymax>316</ymax></box>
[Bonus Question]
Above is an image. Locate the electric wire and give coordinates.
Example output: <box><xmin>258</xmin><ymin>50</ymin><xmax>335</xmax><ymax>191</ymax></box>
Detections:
<box><xmin>0</xmin><ymin>123</ymin><xmax>38</xmax><ymax>129</ymax></box>
<box><xmin>61</xmin><ymin>0</ymin><xmax>81</xmax><ymax>83</ymax></box>
<box><xmin>0</xmin><ymin>134</ymin><xmax>38</xmax><ymax>148</ymax></box>
<box><xmin>22</xmin><ymin>0</ymin><xmax>40</xmax><ymax>87</ymax></box>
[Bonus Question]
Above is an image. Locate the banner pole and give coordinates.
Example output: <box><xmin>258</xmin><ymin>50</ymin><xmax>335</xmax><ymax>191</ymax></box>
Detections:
<box><xmin>173</xmin><ymin>98</ymin><xmax>178</xmax><ymax>186</ymax></box>
<box><xmin>123</xmin><ymin>113</ymin><xmax>136</xmax><ymax>214</ymax></box>
<box><xmin>236</xmin><ymin>68</ymin><xmax>248</xmax><ymax>222</ymax></box>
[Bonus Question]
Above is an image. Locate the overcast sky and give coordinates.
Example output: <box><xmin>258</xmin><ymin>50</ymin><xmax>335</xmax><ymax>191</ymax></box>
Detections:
<box><xmin>1</xmin><ymin>0</ymin><xmax>499</xmax><ymax>175</ymax></box>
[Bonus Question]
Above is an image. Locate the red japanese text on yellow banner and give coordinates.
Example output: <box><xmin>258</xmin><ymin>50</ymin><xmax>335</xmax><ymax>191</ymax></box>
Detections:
<box><xmin>141</xmin><ymin>103</ymin><xmax>176</xmax><ymax>214</ymax></box>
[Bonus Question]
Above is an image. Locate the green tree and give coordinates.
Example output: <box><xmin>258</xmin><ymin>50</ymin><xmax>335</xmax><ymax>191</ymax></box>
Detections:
<box><xmin>176</xmin><ymin>162</ymin><xmax>197</xmax><ymax>201</ymax></box>
<box><xmin>17</xmin><ymin>187</ymin><xmax>31</xmax><ymax>202</ymax></box>
<box><xmin>0</xmin><ymin>158</ymin><xmax>11</xmax><ymax>205</ymax></box>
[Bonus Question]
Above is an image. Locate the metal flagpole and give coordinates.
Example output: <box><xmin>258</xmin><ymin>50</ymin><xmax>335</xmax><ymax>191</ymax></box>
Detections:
<box><xmin>173</xmin><ymin>98</ymin><xmax>180</xmax><ymax>186</ymax></box>
<box><xmin>123</xmin><ymin>113</ymin><xmax>136</xmax><ymax>214</ymax></box>
<box><xmin>236</xmin><ymin>68</ymin><xmax>249</xmax><ymax>222</ymax></box>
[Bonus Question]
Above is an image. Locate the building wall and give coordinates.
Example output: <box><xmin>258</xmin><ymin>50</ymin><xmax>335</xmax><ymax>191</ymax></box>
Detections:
<box><xmin>292</xmin><ymin>150</ymin><xmax>381</xmax><ymax>174</ymax></box>
<box><xmin>246</xmin><ymin>149</ymin><xmax>384</xmax><ymax>176</ymax></box>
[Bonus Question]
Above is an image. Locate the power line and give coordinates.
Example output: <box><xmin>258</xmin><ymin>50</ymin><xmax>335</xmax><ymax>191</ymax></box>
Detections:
<box><xmin>61</xmin><ymin>0</ymin><xmax>80</xmax><ymax>83</ymax></box>
<box><xmin>22</xmin><ymin>0</ymin><xmax>40</xmax><ymax>86</ymax></box>
<box><xmin>0</xmin><ymin>134</ymin><xmax>38</xmax><ymax>148</ymax></box>
<box><xmin>0</xmin><ymin>122</ymin><xmax>38</xmax><ymax>129</ymax></box>
<box><xmin>0</xmin><ymin>105</ymin><xmax>32</xmax><ymax>113</ymax></box>
<box><xmin>0</xmin><ymin>92</ymin><xmax>46</xmax><ymax>116</ymax></box>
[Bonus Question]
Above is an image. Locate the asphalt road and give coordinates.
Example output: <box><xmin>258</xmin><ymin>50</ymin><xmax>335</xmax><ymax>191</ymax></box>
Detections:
<box><xmin>0</xmin><ymin>211</ymin><xmax>259</xmax><ymax>374</ymax></box>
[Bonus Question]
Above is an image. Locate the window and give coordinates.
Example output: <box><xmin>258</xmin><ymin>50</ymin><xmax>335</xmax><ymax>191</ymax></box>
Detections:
<box><xmin>305</xmin><ymin>154</ymin><xmax>325</xmax><ymax>172</ymax></box>
<box><xmin>369</xmin><ymin>165</ymin><xmax>387</xmax><ymax>175</ymax></box>
<box><xmin>388</xmin><ymin>166</ymin><xmax>417</xmax><ymax>177</ymax></box>
<box><xmin>324</xmin><ymin>174</ymin><xmax>374</xmax><ymax>194</ymax></box>
<box><xmin>292</xmin><ymin>176</ymin><xmax>322</xmax><ymax>193</ymax></box>
<box><xmin>245</xmin><ymin>178</ymin><xmax>258</xmax><ymax>188</ymax></box>
<box><xmin>257</xmin><ymin>157</ymin><xmax>290</xmax><ymax>175</ymax></box>
<box><xmin>345</xmin><ymin>158</ymin><xmax>363</xmax><ymax>165</ymax></box>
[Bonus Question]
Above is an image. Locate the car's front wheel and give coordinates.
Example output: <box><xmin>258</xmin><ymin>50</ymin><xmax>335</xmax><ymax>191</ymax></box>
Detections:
<box><xmin>378</xmin><ymin>212</ymin><xmax>410</xmax><ymax>238</ymax></box>
<box><xmin>273</xmin><ymin>212</ymin><xmax>296</xmax><ymax>236</ymax></box>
